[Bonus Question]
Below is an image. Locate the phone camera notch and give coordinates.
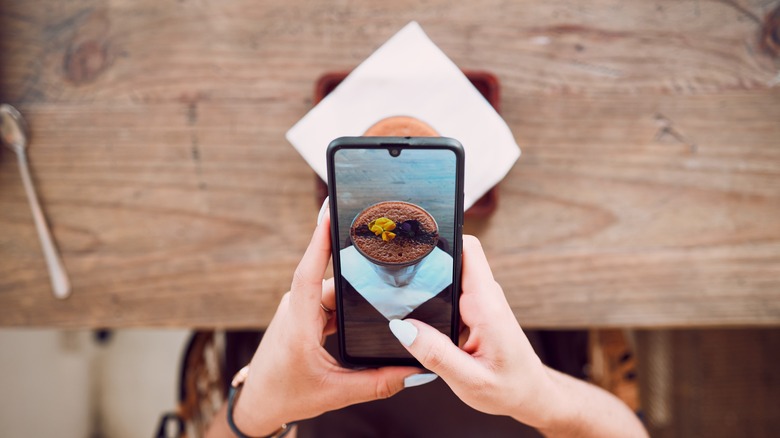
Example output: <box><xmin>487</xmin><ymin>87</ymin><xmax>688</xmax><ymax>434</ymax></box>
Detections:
<box><xmin>389</xmin><ymin>148</ymin><xmax>401</xmax><ymax>157</ymax></box>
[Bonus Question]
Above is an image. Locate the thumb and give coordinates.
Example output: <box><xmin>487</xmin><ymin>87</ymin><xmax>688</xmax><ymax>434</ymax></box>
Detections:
<box><xmin>329</xmin><ymin>366</ymin><xmax>425</xmax><ymax>406</ymax></box>
<box><xmin>389</xmin><ymin>319</ymin><xmax>481</xmax><ymax>384</ymax></box>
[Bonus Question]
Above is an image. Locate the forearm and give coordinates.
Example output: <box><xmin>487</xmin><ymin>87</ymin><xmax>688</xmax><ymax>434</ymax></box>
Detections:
<box><xmin>529</xmin><ymin>367</ymin><xmax>647</xmax><ymax>438</ymax></box>
<box><xmin>205</xmin><ymin>401</ymin><xmax>298</xmax><ymax>438</ymax></box>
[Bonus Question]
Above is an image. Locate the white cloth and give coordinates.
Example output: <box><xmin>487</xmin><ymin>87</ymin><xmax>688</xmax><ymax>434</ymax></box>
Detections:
<box><xmin>340</xmin><ymin>245</ymin><xmax>453</xmax><ymax>320</ymax></box>
<box><xmin>286</xmin><ymin>21</ymin><xmax>521</xmax><ymax>209</ymax></box>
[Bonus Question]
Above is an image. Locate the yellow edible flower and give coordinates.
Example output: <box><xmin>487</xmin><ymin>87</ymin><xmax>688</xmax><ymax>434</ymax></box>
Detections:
<box><xmin>368</xmin><ymin>217</ymin><xmax>396</xmax><ymax>241</ymax></box>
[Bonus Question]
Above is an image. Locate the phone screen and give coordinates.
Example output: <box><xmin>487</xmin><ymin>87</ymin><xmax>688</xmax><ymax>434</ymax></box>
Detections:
<box><xmin>328</xmin><ymin>138</ymin><xmax>463</xmax><ymax>365</ymax></box>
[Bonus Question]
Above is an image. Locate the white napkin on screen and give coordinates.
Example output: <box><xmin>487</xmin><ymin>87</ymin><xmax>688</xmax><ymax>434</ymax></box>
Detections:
<box><xmin>340</xmin><ymin>245</ymin><xmax>453</xmax><ymax>320</ymax></box>
<box><xmin>286</xmin><ymin>21</ymin><xmax>521</xmax><ymax>209</ymax></box>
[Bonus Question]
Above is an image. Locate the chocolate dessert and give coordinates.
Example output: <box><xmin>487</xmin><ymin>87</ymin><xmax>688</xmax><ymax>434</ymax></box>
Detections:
<box><xmin>363</xmin><ymin>115</ymin><xmax>439</xmax><ymax>137</ymax></box>
<box><xmin>350</xmin><ymin>201</ymin><xmax>438</xmax><ymax>266</ymax></box>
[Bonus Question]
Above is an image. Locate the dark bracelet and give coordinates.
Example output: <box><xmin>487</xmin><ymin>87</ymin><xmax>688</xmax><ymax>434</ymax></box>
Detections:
<box><xmin>227</xmin><ymin>366</ymin><xmax>293</xmax><ymax>438</ymax></box>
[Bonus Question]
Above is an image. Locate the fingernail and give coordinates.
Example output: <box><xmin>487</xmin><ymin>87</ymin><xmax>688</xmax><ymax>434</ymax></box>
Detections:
<box><xmin>389</xmin><ymin>319</ymin><xmax>417</xmax><ymax>347</ymax></box>
<box><xmin>404</xmin><ymin>373</ymin><xmax>438</xmax><ymax>388</ymax></box>
<box><xmin>317</xmin><ymin>196</ymin><xmax>329</xmax><ymax>225</ymax></box>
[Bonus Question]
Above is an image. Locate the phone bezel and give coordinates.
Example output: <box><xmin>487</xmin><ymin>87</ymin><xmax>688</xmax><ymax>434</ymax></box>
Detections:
<box><xmin>326</xmin><ymin>136</ymin><xmax>465</xmax><ymax>368</ymax></box>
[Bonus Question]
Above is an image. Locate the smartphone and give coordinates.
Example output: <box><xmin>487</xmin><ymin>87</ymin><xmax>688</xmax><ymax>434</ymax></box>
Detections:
<box><xmin>326</xmin><ymin>136</ymin><xmax>464</xmax><ymax>367</ymax></box>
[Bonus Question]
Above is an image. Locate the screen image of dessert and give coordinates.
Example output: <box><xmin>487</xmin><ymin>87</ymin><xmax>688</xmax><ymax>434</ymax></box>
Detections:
<box><xmin>334</xmin><ymin>148</ymin><xmax>456</xmax><ymax>359</ymax></box>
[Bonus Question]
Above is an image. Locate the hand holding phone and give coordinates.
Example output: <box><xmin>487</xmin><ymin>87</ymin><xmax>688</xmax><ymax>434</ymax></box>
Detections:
<box><xmin>327</xmin><ymin>136</ymin><xmax>465</xmax><ymax>367</ymax></box>
<box><xmin>214</xmin><ymin>210</ymin><xmax>424</xmax><ymax>437</ymax></box>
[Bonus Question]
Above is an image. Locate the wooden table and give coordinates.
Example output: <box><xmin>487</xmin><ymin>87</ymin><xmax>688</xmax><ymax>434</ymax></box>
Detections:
<box><xmin>1</xmin><ymin>0</ymin><xmax>779</xmax><ymax>328</ymax></box>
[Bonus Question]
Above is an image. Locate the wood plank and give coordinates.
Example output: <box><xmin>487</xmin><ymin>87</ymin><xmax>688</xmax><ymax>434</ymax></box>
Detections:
<box><xmin>487</xmin><ymin>91</ymin><xmax>780</xmax><ymax>327</ymax></box>
<box><xmin>1</xmin><ymin>0</ymin><xmax>778</xmax><ymax>104</ymax></box>
<box><xmin>0</xmin><ymin>0</ymin><xmax>779</xmax><ymax>327</ymax></box>
<box><xmin>0</xmin><ymin>102</ymin><xmax>319</xmax><ymax>327</ymax></box>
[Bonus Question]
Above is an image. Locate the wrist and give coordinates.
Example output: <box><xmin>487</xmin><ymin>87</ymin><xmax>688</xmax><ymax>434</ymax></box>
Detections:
<box><xmin>230</xmin><ymin>366</ymin><xmax>291</xmax><ymax>437</ymax></box>
<box><xmin>523</xmin><ymin>367</ymin><xmax>579</xmax><ymax>433</ymax></box>
<box><xmin>511</xmin><ymin>366</ymin><xmax>572</xmax><ymax>431</ymax></box>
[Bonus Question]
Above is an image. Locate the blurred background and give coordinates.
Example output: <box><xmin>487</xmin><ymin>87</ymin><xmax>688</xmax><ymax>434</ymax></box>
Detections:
<box><xmin>0</xmin><ymin>329</ymin><xmax>189</xmax><ymax>437</ymax></box>
<box><xmin>1</xmin><ymin>328</ymin><xmax>777</xmax><ymax>436</ymax></box>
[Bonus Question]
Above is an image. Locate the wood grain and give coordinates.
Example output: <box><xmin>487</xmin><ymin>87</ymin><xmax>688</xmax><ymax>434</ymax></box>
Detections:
<box><xmin>0</xmin><ymin>0</ymin><xmax>779</xmax><ymax>327</ymax></box>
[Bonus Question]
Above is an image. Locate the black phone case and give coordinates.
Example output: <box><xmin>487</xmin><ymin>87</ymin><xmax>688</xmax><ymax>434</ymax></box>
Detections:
<box><xmin>326</xmin><ymin>136</ymin><xmax>465</xmax><ymax>368</ymax></box>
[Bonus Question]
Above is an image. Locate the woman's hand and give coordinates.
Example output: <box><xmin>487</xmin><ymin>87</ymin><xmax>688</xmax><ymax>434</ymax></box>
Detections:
<box><xmin>228</xmin><ymin>206</ymin><xmax>424</xmax><ymax>436</ymax></box>
<box><xmin>388</xmin><ymin>235</ymin><xmax>552</xmax><ymax>423</ymax></box>
<box><xmin>388</xmin><ymin>235</ymin><xmax>647</xmax><ymax>437</ymax></box>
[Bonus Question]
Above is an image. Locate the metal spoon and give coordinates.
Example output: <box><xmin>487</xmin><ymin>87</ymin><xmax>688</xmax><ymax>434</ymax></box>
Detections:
<box><xmin>1</xmin><ymin>104</ymin><xmax>71</xmax><ymax>299</ymax></box>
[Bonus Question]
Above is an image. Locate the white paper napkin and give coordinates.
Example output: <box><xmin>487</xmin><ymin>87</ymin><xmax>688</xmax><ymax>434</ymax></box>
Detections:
<box><xmin>286</xmin><ymin>21</ymin><xmax>521</xmax><ymax>209</ymax></box>
<box><xmin>340</xmin><ymin>245</ymin><xmax>453</xmax><ymax>320</ymax></box>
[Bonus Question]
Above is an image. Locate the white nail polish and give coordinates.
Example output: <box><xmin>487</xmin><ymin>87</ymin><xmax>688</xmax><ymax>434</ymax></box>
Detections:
<box><xmin>404</xmin><ymin>373</ymin><xmax>438</xmax><ymax>388</ymax></box>
<box><xmin>389</xmin><ymin>319</ymin><xmax>417</xmax><ymax>347</ymax></box>
<box><xmin>317</xmin><ymin>196</ymin><xmax>330</xmax><ymax>225</ymax></box>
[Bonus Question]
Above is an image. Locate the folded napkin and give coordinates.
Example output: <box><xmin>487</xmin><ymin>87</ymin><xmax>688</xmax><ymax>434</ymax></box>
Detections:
<box><xmin>340</xmin><ymin>245</ymin><xmax>453</xmax><ymax>320</ymax></box>
<box><xmin>286</xmin><ymin>21</ymin><xmax>521</xmax><ymax>209</ymax></box>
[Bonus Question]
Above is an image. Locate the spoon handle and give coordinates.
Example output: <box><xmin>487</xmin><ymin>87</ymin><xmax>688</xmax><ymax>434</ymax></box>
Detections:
<box><xmin>16</xmin><ymin>150</ymin><xmax>71</xmax><ymax>299</ymax></box>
